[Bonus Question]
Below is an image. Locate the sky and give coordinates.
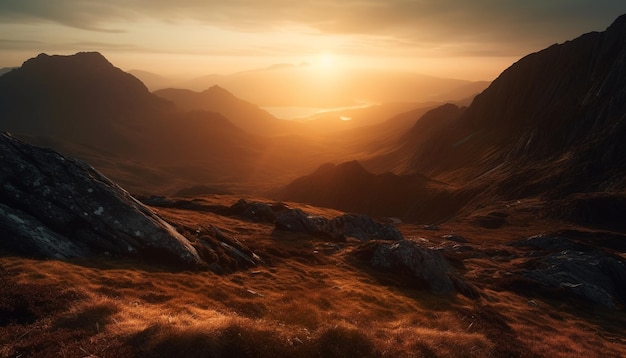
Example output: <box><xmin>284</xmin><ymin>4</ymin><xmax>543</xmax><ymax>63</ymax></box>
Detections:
<box><xmin>1</xmin><ymin>1</ymin><xmax>626</xmax><ymax>81</ymax></box>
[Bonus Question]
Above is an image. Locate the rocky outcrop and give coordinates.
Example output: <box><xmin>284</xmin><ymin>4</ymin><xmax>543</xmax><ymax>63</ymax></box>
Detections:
<box><xmin>511</xmin><ymin>235</ymin><xmax>626</xmax><ymax>309</ymax></box>
<box><xmin>354</xmin><ymin>240</ymin><xmax>457</xmax><ymax>294</ymax></box>
<box><xmin>180</xmin><ymin>225</ymin><xmax>262</xmax><ymax>274</ymax></box>
<box><xmin>230</xmin><ymin>199</ymin><xmax>289</xmax><ymax>223</ymax></box>
<box><xmin>275</xmin><ymin>208</ymin><xmax>403</xmax><ymax>242</ymax></box>
<box><xmin>0</xmin><ymin>132</ymin><xmax>204</xmax><ymax>268</ymax></box>
<box><xmin>332</xmin><ymin>213</ymin><xmax>404</xmax><ymax>242</ymax></box>
<box><xmin>372</xmin><ymin>240</ymin><xmax>455</xmax><ymax>293</ymax></box>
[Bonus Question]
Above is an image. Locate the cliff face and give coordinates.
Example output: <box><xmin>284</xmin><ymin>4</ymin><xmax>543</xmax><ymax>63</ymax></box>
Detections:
<box><xmin>406</xmin><ymin>15</ymin><xmax>626</xmax><ymax>197</ymax></box>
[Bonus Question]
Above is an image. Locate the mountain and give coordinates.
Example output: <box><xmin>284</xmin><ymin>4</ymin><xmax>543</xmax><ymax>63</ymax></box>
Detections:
<box><xmin>272</xmin><ymin>160</ymin><xmax>464</xmax><ymax>222</ymax></box>
<box><xmin>0</xmin><ymin>67</ymin><xmax>16</xmax><ymax>76</ymax></box>
<box><xmin>407</xmin><ymin>14</ymin><xmax>626</xmax><ymax>200</ymax></box>
<box><xmin>180</xmin><ymin>65</ymin><xmax>490</xmax><ymax>108</ymax></box>
<box><xmin>0</xmin><ymin>52</ymin><xmax>172</xmax><ymax>153</ymax></box>
<box><xmin>154</xmin><ymin>86</ymin><xmax>297</xmax><ymax>135</ymax></box>
<box><xmin>363</xmin><ymin>103</ymin><xmax>467</xmax><ymax>174</ymax></box>
<box><xmin>368</xmin><ymin>15</ymin><xmax>626</xmax><ymax>194</ymax></box>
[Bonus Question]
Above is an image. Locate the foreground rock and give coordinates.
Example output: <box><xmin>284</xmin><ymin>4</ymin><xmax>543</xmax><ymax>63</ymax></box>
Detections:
<box><xmin>229</xmin><ymin>199</ymin><xmax>403</xmax><ymax>242</ymax></box>
<box><xmin>176</xmin><ymin>225</ymin><xmax>263</xmax><ymax>274</ymax></box>
<box><xmin>0</xmin><ymin>132</ymin><xmax>203</xmax><ymax>268</ymax></box>
<box><xmin>275</xmin><ymin>208</ymin><xmax>403</xmax><ymax>242</ymax></box>
<box><xmin>511</xmin><ymin>235</ymin><xmax>626</xmax><ymax>309</ymax></box>
<box><xmin>353</xmin><ymin>240</ymin><xmax>458</xmax><ymax>294</ymax></box>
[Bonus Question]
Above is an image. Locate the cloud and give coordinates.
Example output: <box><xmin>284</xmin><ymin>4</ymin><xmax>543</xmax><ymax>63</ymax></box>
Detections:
<box><xmin>1</xmin><ymin>0</ymin><xmax>626</xmax><ymax>56</ymax></box>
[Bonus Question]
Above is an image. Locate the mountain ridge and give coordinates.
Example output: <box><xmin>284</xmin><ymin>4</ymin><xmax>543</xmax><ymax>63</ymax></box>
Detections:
<box><xmin>153</xmin><ymin>85</ymin><xmax>296</xmax><ymax>135</ymax></box>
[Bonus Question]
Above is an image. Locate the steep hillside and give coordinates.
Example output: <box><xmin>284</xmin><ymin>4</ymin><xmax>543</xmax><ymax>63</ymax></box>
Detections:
<box><xmin>406</xmin><ymin>15</ymin><xmax>626</xmax><ymax>198</ymax></box>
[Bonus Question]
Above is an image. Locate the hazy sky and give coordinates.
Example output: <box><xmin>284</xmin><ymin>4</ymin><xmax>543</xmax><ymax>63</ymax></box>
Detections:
<box><xmin>1</xmin><ymin>1</ymin><xmax>626</xmax><ymax>80</ymax></box>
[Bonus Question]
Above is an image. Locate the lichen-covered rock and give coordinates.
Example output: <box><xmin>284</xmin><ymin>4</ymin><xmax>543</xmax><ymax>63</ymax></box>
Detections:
<box><xmin>370</xmin><ymin>240</ymin><xmax>455</xmax><ymax>294</ymax></box>
<box><xmin>230</xmin><ymin>199</ymin><xmax>279</xmax><ymax>223</ymax></box>
<box><xmin>511</xmin><ymin>235</ymin><xmax>626</xmax><ymax>309</ymax></box>
<box><xmin>0</xmin><ymin>132</ymin><xmax>204</xmax><ymax>268</ymax></box>
<box><xmin>331</xmin><ymin>213</ymin><xmax>403</xmax><ymax>242</ymax></box>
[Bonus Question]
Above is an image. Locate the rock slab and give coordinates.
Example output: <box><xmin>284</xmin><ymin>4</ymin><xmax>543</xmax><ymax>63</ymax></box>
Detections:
<box><xmin>0</xmin><ymin>132</ymin><xmax>204</xmax><ymax>268</ymax></box>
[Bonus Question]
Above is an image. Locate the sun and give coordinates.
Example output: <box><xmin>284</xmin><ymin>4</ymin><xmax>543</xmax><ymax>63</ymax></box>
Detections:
<box><xmin>317</xmin><ymin>53</ymin><xmax>334</xmax><ymax>67</ymax></box>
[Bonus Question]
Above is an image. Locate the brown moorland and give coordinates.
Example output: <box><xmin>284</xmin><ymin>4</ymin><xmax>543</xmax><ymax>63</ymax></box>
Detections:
<box><xmin>1</xmin><ymin>195</ymin><xmax>625</xmax><ymax>357</ymax></box>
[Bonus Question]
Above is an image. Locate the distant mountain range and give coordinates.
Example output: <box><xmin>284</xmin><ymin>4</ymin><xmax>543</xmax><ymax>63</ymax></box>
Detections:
<box><xmin>0</xmin><ymin>52</ymin><xmax>268</xmax><ymax>193</ymax></box>
<box><xmin>131</xmin><ymin>65</ymin><xmax>490</xmax><ymax>108</ymax></box>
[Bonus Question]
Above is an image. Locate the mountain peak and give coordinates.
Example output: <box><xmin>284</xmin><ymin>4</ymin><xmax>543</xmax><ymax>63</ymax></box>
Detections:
<box><xmin>23</xmin><ymin>51</ymin><xmax>113</xmax><ymax>70</ymax></box>
<box><xmin>609</xmin><ymin>13</ymin><xmax>626</xmax><ymax>29</ymax></box>
<box><xmin>204</xmin><ymin>84</ymin><xmax>235</xmax><ymax>97</ymax></box>
<box><xmin>395</xmin><ymin>13</ymin><xmax>626</xmax><ymax>197</ymax></box>
<box><xmin>0</xmin><ymin>51</ymin><xmax>171</xmax><ymax>141</ymax></box>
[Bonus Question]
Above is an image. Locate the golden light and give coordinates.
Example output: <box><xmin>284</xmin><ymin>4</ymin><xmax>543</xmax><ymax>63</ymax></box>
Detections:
<box><xmin>317</xmin><ymin>53</ymin><xmax>334</xmax><ymax>67</ymax></box>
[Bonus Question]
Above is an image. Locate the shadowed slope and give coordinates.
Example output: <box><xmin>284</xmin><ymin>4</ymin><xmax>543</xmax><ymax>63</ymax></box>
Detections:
<box><xmin>272</xmin><ymin>161</ymin><xmax>465</xmax><ymax>223</ymax></box>
<box><xmin>404</xmin><ymin>15</ymin><xmax>626</xmax><ymax>198</ymax></box>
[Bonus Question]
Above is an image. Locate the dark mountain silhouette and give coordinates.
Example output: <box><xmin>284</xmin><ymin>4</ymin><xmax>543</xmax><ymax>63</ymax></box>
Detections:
<box><xmin>154</xmin><ymin>86</ymin><xmax>297</xmax><ymax>135</ymax></box>
<box><xmin>272</xmin><ymin>160</ymin><xmax>464</xmax><ymax>222</ymax></box>
<box><xmin>0</xmin><ymin>67</ymin><xmax>16</xmax><ymax>76</ymax></box>
<box><xmin>0</xmin><ymin>52</ymin><xmax>173</xmax><ymax>154</ymax></box>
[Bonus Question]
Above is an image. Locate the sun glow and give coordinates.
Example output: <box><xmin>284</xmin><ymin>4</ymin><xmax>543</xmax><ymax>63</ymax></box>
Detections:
<box><xmin>317</xmin><ymin>53</ymin><xmax>335</xmax><ymax>68</ymax></box>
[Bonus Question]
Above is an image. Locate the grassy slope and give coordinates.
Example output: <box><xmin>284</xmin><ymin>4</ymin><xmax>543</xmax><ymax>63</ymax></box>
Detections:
<box><xmin>1</xmin><ymin>195</ymin><xmax>625</xmax><ymax>357</ymax></box>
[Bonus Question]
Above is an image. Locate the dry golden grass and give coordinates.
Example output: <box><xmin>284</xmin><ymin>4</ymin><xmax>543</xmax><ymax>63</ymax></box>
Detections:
<box><xmin>1</xmin><ymin>196</ymin><xmax>625</xmax><ymax>357</ymax></box>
